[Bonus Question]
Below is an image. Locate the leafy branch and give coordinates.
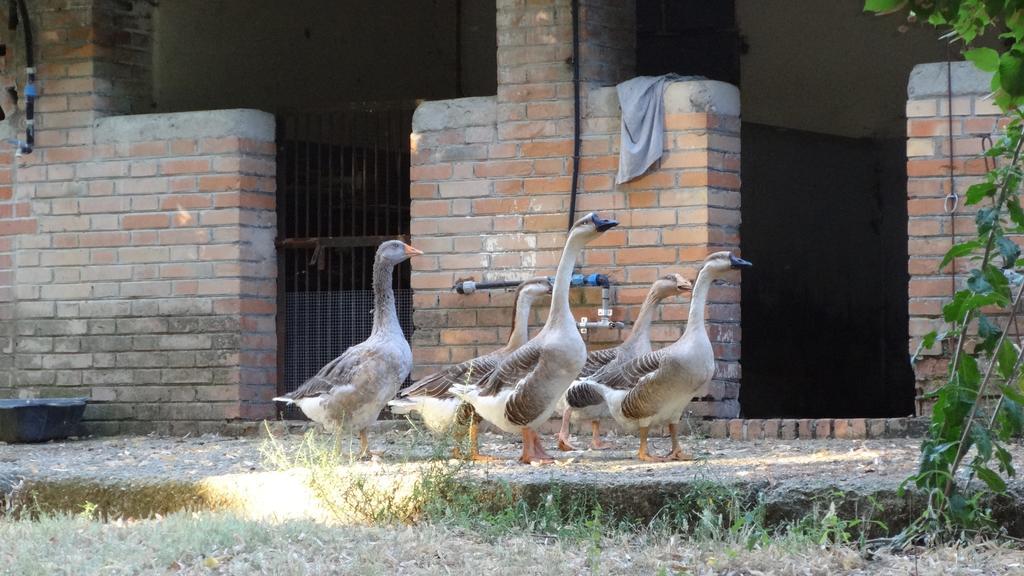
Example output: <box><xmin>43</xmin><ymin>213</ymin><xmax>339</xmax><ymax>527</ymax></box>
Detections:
<box><xmin>867</xmin><ymin>0</ymin><xmax>1024</xmax><ymax>542</ymax></box>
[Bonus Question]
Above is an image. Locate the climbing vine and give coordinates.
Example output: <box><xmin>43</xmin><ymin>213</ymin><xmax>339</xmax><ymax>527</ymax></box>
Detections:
<box><xmin>867</xmin><ymin>0</ymin><xmax>1024</xmax><ymax>542</ymax></box>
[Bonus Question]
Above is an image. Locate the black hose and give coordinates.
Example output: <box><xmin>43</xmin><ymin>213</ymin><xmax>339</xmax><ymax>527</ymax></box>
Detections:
<box><xmin>453</xmin><ymin>279</ymin><xmax>522</xmax><ymax>294</ymax></box>
<box><xmin>15</xmin><ymin>0</ymin><xmax>33</xmax><ymax>154</ymax></box>
<box><xmin>567</xmin><ymin>0</ymin><xmax>581</xmax><ymax>230</ymax></box>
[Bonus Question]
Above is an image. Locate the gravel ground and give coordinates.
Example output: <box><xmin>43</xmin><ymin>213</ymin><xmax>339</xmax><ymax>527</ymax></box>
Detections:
<box><xmin>0</xmin><ymin>426</ymin><xmax>978</xmax><ymax>490</ymax></box>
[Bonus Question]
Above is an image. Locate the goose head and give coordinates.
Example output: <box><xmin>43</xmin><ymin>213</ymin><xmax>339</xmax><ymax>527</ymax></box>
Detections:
<box><xmin>652</xmin><ymin>273</ymin><xmax>693</xmax><ymax>299</ymax></box>
<box><xmin>518</xmin><ymin>276</ymin><xmax>554</xmax><ymax>298</ymax></box>
<box><xmin>376</xmin><ymin>239</ymin><xmax>423</xmax><ymax>266</ymax></box>
<box><xmin>700</xmin><ymin>251</ymin><xmax>752</xmax><ymax>279</ymax></box>
<box><xmin>568</xmin><ymin>212</ymin><xmax>619</xmax><ymax>243</ymax></box>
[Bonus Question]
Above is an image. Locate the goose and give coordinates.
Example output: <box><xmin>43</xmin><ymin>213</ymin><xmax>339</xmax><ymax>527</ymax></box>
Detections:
<box><xmin>387</xmin><ymin>277</ymin><xmax>553</xmax><ymax>460</ymax></box>
<box><xmin>452</xmin><ymin>212</ymin><xmax>619</xmax><ymax>464</ymax></box>
<box><xmin>578</xmin><ymin>251</ymin><xmax>751</xmax><ymax>462</ymax></box>
<box><xmin>556</xmin><ymin>273</ymin><xmax>692</xmax><ymax>452</ymax></box>
<box><xmin>273</xmin><ymin>239</ymin><xmax>422</xmax><ymax>456</ymax></box>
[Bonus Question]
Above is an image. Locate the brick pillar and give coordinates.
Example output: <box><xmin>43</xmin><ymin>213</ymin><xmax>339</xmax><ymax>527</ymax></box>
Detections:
<box><xmin>906</xmin><ymin>62</ymin><xmax>1003</xmax><ymax>414</ymax></box>
<box><xmin>0</xmin><ymin>1</ymin><xmax>277</xmax><ymax>434</ymax></box>
<box><xmin>410</xmin><ymin>1</ymin><xmax>743</xmax><ymax>419</ymax></box>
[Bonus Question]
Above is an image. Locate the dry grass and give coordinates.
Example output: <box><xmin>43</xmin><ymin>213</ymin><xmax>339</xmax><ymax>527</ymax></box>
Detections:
<box><xmin>1</xmin><ymin>511</ymin><xmax>1023</xmax><ymax>575</ymax></box>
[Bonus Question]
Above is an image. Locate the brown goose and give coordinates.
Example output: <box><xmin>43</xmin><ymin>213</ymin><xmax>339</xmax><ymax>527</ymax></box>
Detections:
<box><xmin>556</xmin><ymin>273</ymin><xmax>692</xmax><ymax>451</ymax></box>
<box><xmin>452</xmin><ymin>212</ymin><xmax>619</xmax><ymax>464</ymax></box>
<box><xmin>387</xmin><ymin>277</ymin><xmax>552</xmax><ymax>460</ymax></box>
<box><xmin>581</xmin><ymin>251</ymin><xmax>751</xmax><ymax>461</ymax></box>
<box><xmin>273</xmin><ymin>240</ymin><xmax>422</xmax><ymax>456</ymax></box>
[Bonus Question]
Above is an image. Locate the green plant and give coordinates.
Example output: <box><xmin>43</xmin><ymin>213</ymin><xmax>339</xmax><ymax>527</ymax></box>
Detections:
<box><xmin>867</xmin><ymin>0</ymin><xmax>1024</xmax><ymax>542</ymax></box>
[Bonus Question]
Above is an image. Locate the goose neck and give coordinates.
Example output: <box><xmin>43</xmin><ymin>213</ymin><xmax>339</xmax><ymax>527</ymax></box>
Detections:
<box><xmin>623</xmin><ymin>289</ymin><xmax>662</xmax><ymax>346</ymax></box>
<box><xmin>685</xmin><ymin>268</ymin><xmax>714</xmax><ymax>334</ymax></box>
<box><xmin>371</xmin><ymin>259</ymin><xmax>401</xmax><ymax>336</ymax></box>
<box><xmin>505</xmin><ymin>293</ymin><xmax>536</xmax><ymax>349</ymax></box>
<box><xmin>547</xmin><ymin>230</ymin><xmax>587</xmax><ymax>329</ymax></box>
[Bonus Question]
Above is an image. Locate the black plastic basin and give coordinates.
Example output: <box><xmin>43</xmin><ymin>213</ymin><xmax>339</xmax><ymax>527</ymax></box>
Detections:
<box><xmin>0</xmin><ymin>398</ymin><xmax>87</xmax><ymax>443</ymax></box>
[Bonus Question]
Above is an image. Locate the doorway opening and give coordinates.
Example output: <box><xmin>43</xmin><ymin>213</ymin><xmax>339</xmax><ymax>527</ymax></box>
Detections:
<box><xmin>634</xmin><ymin>0</ymin><xmax>957</xmax><ymax>417</ymax></box>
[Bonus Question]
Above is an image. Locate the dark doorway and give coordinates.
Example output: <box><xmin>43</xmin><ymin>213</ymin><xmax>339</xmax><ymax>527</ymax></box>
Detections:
<box><xmin>635</xmin><ymin>1</ymin><xmax>920</xmax><ymax>418</ymax></box>
<box><xmin>636</xmin><ymin>0</ymin><xmax>740</xmax><ymax>85</ymax></box>
<box><xmin>738</xmin><ymin>125</ymin><xmax>914</xmax><ymax>418</ymax></box>
<box><xmin>275</xmin><ymin>104</ymin><xmax>415</xmax><ymax>418</ymax></box>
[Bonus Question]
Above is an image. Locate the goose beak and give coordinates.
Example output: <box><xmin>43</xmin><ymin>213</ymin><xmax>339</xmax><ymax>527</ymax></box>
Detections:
<box><xmin>403</xmin><ymin>244</ymin><xmax>424</xmax><ymax>257</ymax></box>
<box><xmin>729</xmin><ymin>254</ymin><xmax>752</xmax><ymax>269</ymax></box>
<box><xmin>677</xmin><ymin>277</ymin><xmax>693</xmax><ymax>291</ymax></box>
<box><xmin>590</xmin><ymin>213</ymin><xmax>619</xmax><ymax>232</ymax></box>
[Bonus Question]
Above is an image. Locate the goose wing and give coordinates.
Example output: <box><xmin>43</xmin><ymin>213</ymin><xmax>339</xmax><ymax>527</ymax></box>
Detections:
<box><xmin>474</xmin><ymin>340</ymin><xmax>543</xmax><ymax>397</ymax></box>
<box><xmin>578</xmin><ymin>347</ymin><xmax>619</xmax><ymax>378</ymax></box>
<box><xmin>599</xmin><ymin>349</ymin><xmax>671</xmax><ymax>420</ymax></box>
<box><xmin>598</xmin><ymin>348</ymin><xmax>666</xmax><ymax>391</ymax></box>
<box><xmin>283</xmin><ymin>343</ymin><xmax>378</xmax><ymax>401</ymax></box>
<box><xmin>400</xmin><ymin>351</ymin><xmax>503</xmax><ymax>399</ymax></box>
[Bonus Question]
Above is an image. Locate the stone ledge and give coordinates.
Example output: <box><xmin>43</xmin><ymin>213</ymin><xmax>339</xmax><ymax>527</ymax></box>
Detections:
<box><xmin>908</xmin><ymin>61</ymin><xmax>993</xmax><ymax>98</ymax></box>
<box><xmin>94</xmin><ymin>109</ymin><xmax>275</xmax><ymax>143</ymax></box>
<box><xmin>411</xmin><ymin>96</ymin><xmax>497</xmax><ymax>132</ymax></box>
<box><xmin>587</xmin><ymin>79</ymin><xmax>741</xmax><ymax>119</ymax></box>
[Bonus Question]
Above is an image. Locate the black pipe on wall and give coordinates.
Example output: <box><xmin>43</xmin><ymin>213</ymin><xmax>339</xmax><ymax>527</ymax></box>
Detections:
<box><xmin>13</xmin><ymin>0</ymin><xmax>34</xmax><ymax>154</ymax></box>
<box><xmin>566</xmin><ymin>0</ymin><xmax>581</xmax><ymax>230</ymax></box>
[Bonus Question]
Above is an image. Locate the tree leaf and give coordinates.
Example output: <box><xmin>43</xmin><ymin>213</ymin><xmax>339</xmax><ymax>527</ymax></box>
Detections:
<box><xmin>997</xmin><ymin>339</ymin><xmax>1018</xmax><ymax>380</ymax></box>
<box><xmin>943</xmin><ymin>290</ymin><xmax>971</xmax><ymax>322</ymax></box>
<box><xmin>995</xmin><ymin>445</ymin><xmax>1016</xmax><ymax>477</ymax></box>
<box><xmin>967</xmin><ymin>269</ymin><xmax>994</xmax><ymax>294</ymax></box>
<box><xmin>972</xmin><ymin>423</ymin><xmax>993</xmax><ymax>460</ymax></box>
<box><xmin>863</xmin><ymin>0</ymin><xmax>905</xmax><ymax>13</ymax></box>
<box><xmin>1000</xmin><ymin>49</ymin><xmax>1024</xmax><ymax>97</ymax></box>
<box><xmin>922</xmin><ymin>330</ymin><xmax>939</xmax><ymax>350</ymax></box>
<box><xmin>966</xmin><ymin>47</ymin><xmax>1001</xmax><ymax>72</ymax></box>
<box><xmin>1010</xmin><ymin>197</ymin><xmax>1024</xmax><ymax>228</ymax></box>
<box><xmin>965</xmin><ymin>182</ymin><xmax>997</xmax><ymax>205</ymax></box>
<box><xmin>976</xmin><ymin>206</ymin><xmax>1000</xmax><ymax>234</ymax></box>
<box><xmin>999</xmin><ymin>236</ymin><xmax>1022</xmax><ymax>268</ymax></box>
<box><xmin>940</xmin><ymin>240</ymin><xmax>982</xmax><ymax>269</ymax></box>
<box><xmin>975</xmin><ymin>466</ymin><xmax>1008</xmax><ymax>492</ymax></box>
<box><xmin>1001</xmin><ymin>382</ymin><xmax>1024</xmax><ymax>406</ymax></box>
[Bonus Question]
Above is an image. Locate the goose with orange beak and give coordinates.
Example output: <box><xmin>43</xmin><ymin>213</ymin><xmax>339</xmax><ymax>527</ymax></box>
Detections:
<box><xmin>274</xmin><ymin>240</ymin><xmax>422</xmax><ymax>457</ymax></box>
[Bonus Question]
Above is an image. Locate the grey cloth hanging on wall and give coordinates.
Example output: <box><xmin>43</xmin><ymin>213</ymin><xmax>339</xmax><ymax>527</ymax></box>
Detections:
<box><xmin>615</xmin><ymin>73</ymin><xmax>695</xmax><ymax>184</ymax></box>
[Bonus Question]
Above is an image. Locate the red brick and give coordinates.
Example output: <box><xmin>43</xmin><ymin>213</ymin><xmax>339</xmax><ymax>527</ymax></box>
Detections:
<box><xmin>198</xmin><ymin>175</ymin><xmax>242</xmax><ymax>191</ymax></box>
<box><xmin>0</xmin><ymin>219</ymin><xmax>38</xmax><ymax>236</ymax></box>
<box><xmin>473</xmin><ymin>160</ymin><xmax>534</xmax><ymax>178</ymax></box>
<box><xmin>524</xmin><ymin>177</ymin><xmax>571</xmax><ymax>194</ymax></box>
<box><xmin>617</xmin><ymin>247</ymin><xmax>676</xmax><ymax>264</ymax></box>
<box><xmin>521</xmin><ymin>140</ymin><xmax>573</xmax><ymax>157</ymax></box>
<box><xmin>122</xmin><ymin>214</ymin><xmax>170</xmax><ymax>230</ymax></box>
<box><xmin>665</xmin><ymin>113</ymin><xmax>713</xmax><ymax>130</ymax></box>
<box><xmin>161</xmin><ymin>195</ymin><xmax>212</xmax><ymax>210</ymax></box>
<box><xmin>129</xmin><ymin>141</ymin><xmax>168</xmax><ymax>157</ymax></box>
<box><xmin>161</xmin><ymin>158</ymin><xmax>210</xmax><ymax>175</ymax></box>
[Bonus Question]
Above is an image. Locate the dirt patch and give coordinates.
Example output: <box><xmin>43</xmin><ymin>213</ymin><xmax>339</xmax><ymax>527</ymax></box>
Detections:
<box><xmin>2</xmin><ymin>428</ymin><xmax>1023</xmax><ymax>534</ymax></box>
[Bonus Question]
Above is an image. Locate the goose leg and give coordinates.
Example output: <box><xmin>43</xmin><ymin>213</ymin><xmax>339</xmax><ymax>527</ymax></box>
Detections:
<box><xmin>358</xmin><ymin>430</ymin><xmax>370</xmax><ymax>459</ymax></box>
<box><xmin>665</xmin><ymin>423</ymin><xmax>694</xmax><ymax>461</ymax></box>
<box><xmin>557</xmin><ymin>407</ymin><xmax>578</xmax><ymax>451</ymax></box>
<box><xmin>531</xmin><ymin>429</ymin><xmax>555</xmax><ymax>463</ymax></box>
<box><xmin>637</xmin><ymin>427</ymin><xmax>667</xmax><ymax>462</ymax></box>
<box><xmin>519</xmin><ymin>428</ymin><xmax>553</xmax><ymax>464</ymax></box>
<box><xmin>589</xmin><ymin>420</ymin><xmax>611</xmax><ymax>450</ymax></box>
<box><xmin>519</xmin><ymin>428</ymin><xmax>536</xmax><ymax>464</ymax></box>
<box><xmin>468</xmin><ymin>417</ymin><xmax>498</xmax><ymax>462</ymax></box>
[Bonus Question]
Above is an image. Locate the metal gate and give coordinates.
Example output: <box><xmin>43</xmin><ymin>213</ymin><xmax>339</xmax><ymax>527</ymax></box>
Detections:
<box><xmin>276</xmin><ymin>103</ymin><xmax>416</xmax><ymax>418</ymax></box>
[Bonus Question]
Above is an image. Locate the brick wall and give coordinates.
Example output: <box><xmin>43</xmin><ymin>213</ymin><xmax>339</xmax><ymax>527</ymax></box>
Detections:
<box><xmin>0</xmin><ymin>1</ymin><xmax>277</xmax><ymax>434</ymax></box>
<box><xmin>906</xmin><ymin>62</ymin><xmax>1005</xmax><ymax>413</ymax></box>
<box><xmin>410</xmin><ymin>0</ymin><xmax>743</xmax><ymax>419</ymax></box>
